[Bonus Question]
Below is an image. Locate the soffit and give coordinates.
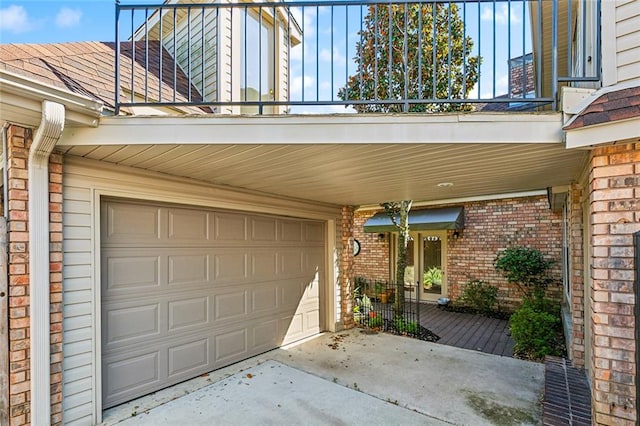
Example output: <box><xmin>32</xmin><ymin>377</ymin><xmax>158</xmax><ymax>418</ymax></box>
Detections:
<box><xmin>57</xmin><ymin>141</ymin><xmax>588</xmax><ymax>206</ymax></box>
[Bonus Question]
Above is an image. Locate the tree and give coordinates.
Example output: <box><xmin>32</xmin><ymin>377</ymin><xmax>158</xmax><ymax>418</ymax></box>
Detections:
<box><xmin>338</xmin><ymin>2</ymin><xmax>480</xmax><ymax>113</ymax></box>
<box><xmin>382</xmin><ymin>200</ymin><xmax>412</xmax><ymax>316</ymax></box>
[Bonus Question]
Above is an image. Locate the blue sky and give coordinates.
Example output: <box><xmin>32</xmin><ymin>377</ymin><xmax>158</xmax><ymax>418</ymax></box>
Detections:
<box><xmin>0</xmin><ymin>1</ymin><xmax>154</xmax><ymax>44</ymax></box>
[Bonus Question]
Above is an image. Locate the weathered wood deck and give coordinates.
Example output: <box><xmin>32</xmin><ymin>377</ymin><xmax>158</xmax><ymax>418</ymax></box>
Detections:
<box><xmin>417</xmin><ymin>303</ymin><xmax>514</xmax><ymax>357</ymax></box>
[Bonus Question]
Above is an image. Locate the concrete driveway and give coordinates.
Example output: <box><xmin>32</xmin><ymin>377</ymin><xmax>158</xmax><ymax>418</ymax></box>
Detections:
<box><xmin>103</xmin><ymin>329</ymin><xmax>544</xmax><ymax>425</ymax></box>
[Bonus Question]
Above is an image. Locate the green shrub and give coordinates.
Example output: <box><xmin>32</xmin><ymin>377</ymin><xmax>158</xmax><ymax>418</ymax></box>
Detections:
<box><xmin>459</xmin><ymin>280</ymin><xmax>498</xmax><ymax>314</ymax></box>
<box><xmin>393</xmin><ymin>318</ymin><xmax>418</xmax><ymax>334</ymax></box>
<box><xmin>366</xmin><ymin>313</ymin><xmax>384</xmax><ymax>328</ymax></box>
<box><xmin>509</xmin><ymin>305</ymin><xmax>561</xmax><ymax>360</ymax></box>
<box><xmin>495</xmin><ymin>246</ymin><xmax>554</xmax><ymax>298</ymax></box>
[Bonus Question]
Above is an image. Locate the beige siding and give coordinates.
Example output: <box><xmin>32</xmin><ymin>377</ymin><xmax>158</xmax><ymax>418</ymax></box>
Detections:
<box><xmin>163</xmin><ymin>8</ymin><xmax>218</xmax><ymax>102</ymax></box>
<box><xmin>62</xmin><ymin>186</ymin><xmax>95</xmax><ymax>426</ymax></box>
<box><xmin>616</xmin><ymin>0</ymin><xmax>640</xmax><ymax>84</ymax></box>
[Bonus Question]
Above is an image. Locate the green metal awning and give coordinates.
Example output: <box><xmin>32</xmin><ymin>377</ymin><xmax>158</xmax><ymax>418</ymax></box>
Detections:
<box><xmin>363</xmin><ymin>207</ymin><xmax>464</xmax><ymax>232</ymax></box>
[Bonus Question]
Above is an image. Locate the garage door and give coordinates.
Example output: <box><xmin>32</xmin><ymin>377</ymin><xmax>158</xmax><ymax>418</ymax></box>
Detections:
<box><xmin>101</xmin><ymin>199</ymin><xmax>324</xmax><ymax>408</ymax></box>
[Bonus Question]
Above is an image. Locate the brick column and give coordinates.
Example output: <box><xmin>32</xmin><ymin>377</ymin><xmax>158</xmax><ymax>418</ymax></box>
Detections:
<box><xmin>6</xmin><ymin>124</ymin><xmax>64</xmax><ymax>426</ymax></box>
<box><xmin>589</xmin><ymin>143</ymin><xmax>639</xmax><ymax>425</ymax></box>
<box><xmin>339</xmin><ymin>206</ymin><xmax>355</xmax><ymax>329</ymax></box>
<box><xmin>569</xmin><ymin>183</ymin><xmax>585</xmax><ymax>367</ymax></box>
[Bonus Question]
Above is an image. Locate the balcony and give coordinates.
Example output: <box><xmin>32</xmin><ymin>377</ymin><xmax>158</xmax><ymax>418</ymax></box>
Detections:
<box><xmin>114</xmin><ymin>0</ymin><xmax>601</xmax><ymax>115</ymax></box>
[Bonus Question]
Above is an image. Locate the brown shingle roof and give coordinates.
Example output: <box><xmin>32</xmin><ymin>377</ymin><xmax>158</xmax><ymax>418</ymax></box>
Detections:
<box><xmin>0</xmin><ymin>41</ymin><xmax>209</xmax><ymax>114</ymax></box>
<box><xmin>563</xmin><ymin>85</ymin><xmax>640</xmax><ymax>130</ymax></box>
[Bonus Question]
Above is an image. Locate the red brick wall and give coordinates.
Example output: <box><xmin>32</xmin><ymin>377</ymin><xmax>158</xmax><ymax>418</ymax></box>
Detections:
<box><xmin>353</xmin><ymin>196</ymin><xmax>563</xmax><ymax>311</ymax></box>
<box><xmin>588</xmin><ymin>143</ymin><xmax>638</xmax><ymax>425</ymax></box>
<box><xmin>6</xmin><ymin>125</ymin><xmax>63</xmax><ymax>425</ymax></box>
<box><xmin>339</xmin><ymin>206</ymin><xmax>355</xmax><ymax>329</ymax></box>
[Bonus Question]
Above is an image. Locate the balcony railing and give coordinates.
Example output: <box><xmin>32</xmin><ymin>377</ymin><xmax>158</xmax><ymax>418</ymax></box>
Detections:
<box><xmin>114</xmin><ymin>0</ymin><xmax>601</xmax><ymax>115</ymax></box>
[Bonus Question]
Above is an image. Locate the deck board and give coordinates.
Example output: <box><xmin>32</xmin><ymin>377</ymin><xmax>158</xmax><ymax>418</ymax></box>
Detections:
<box><xmin>417</xmin><ymin>303</ymin><xmax>514</xmax><ymax>357</ymax></box>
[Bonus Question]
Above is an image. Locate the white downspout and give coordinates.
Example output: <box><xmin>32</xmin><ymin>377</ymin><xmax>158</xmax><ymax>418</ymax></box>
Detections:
<box><xmin>29</xmin><ymin>100</ymin><xmax>64</xmax><ymax>426</ymax></box>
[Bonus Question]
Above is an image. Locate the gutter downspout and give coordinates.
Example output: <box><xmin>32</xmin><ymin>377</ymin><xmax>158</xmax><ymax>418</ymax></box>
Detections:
<box><xmin>29</xmin><ymin>100</ymin><xmax>64</xmax><ymax>426</ymax></box>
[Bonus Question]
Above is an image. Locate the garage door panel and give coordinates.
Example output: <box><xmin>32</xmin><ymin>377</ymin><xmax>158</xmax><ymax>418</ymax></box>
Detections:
<box><xmin>103</xmin><ymin>351</ymin><xmax>161</xmax><ymax>405</ymax></box>
<box><xmin>105</xmin><ymin>303</ymin><xmax>160</xmax><ymax>345</ymax></box>
<box><xmin>167</xmin><ymin>338</ymin><xmax>210</xmax><ymax>378</ymax></box>
<box><xmin>103</xmin><ymin>202</ymin><xmax>162</xmax><ymax>243</ymax></box>
<box><xmin>304</xmin><ymin>222</ymin><xmax>324</xmax><ymax>242</ymax></box>
<box><xmin>101</xmin><ymin>199</ymin><xmax>324</xmax><ymax>408</ymax></box>
<box><xmin>213</xmin><ymin>252</ymin><xmax>248</xmax><ymax>281</ymax></box>
<box><xmin>214</xmin><ymin>328</ymin><xmax>248</xmax><ymax>364</ymax></box>
<box><xmin>168</xmin><ymin>254</ymin><xmax>210</xmax><ymax>286</ymax></box>
<box><xmin>168</xmin><ymin>297</ymin><xmax>209</xmax><ymax>331</ymax></box>
<box><xmin>105</xmin><ymin>255</ymin><xmax>160</xmax><ymax>292</ymax></box>
<box><xmin>279</xmin><ymin>250</ymin><xmax>304</xmax><ymax>275</ymax></box>
<box><xmin>279</xmin><ymin>220</ymin><xmax>303</xmax><ymax>242</ymax></box>
<box><xmin>214</xmin><ymin>213</ymin><xmax>247</xmax><ymax>241</ymax></box>
<box><xmin>167</xmin><ymin>208</ymin><xmax>210</xmax><ymax>242</ymax></box>
<box><xmin>252</xmin><ymin>284</ymin><xmax>279</xmax><ymax>313</ymax></box>
<box><xmin>250</xmin><ymin>217</ymin><xmax>277</xmax><ymax>241</ymax></box>
<box><xmin>213</xmin><ymin>290</ymin><xmax>248</xmax><ymax>321</ymax></box>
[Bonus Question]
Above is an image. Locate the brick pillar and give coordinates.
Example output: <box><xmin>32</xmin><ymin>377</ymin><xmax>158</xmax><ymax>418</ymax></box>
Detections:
<box><xmin>589</xmin><ymin>143</ymin><xmax>639</xmax><ymax>425</ymax></box>
<box><xmin>569</xmin><ymin>183</ymin><xmax>585</xmax><ymax>367</ymax></box>
<box><xmin>339</xmin><ymin>206</ymin><xmax>355</xmax><ymax>329</ymax></box>
<box><xmin>6</xmin><ymin>125</ymin><xmax>64</xmax><ymax>426</ymax></box>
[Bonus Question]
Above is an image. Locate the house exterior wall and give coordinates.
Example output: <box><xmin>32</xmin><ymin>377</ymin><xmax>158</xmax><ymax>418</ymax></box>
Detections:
<box><xmin>614</xmin><ymin>1</ymin><xmax>640</xmax><ymax>85</ymax></box>
<box><xmin>568</xmin><ymin>183</ymin><xmax>586</xmax><ymax>368</ymax></box>
<box><xmin>588</xmin><ymin>142</ymin><xmax>639</xmax><ymax>425</ymax></box>
<box><xmin>353</xmin><ymin>196</ymin><xmax>563</xmax><ymax>311</ymax></box>
<box><xmin>339</xmin><ymin>206</ymin><xmax>355</xmax><ymax>329</ymax></box>
<box><xmin>5</xmin><ymin>125</ymin><xmax>63</xmax><ymax>425</ymax></box>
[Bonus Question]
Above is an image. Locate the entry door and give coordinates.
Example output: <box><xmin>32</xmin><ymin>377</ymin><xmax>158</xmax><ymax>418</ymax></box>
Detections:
<box><xmin>414</xmin><ymin>231</ymin><xmax>447</xmax><ymax>301</ymax></box>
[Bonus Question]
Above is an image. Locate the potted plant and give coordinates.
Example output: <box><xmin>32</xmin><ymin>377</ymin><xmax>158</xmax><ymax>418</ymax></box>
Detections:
<box><xmin>423</xmin><ymin>267</ymin><xmax>443</xmax><ymax>290</ymax></box>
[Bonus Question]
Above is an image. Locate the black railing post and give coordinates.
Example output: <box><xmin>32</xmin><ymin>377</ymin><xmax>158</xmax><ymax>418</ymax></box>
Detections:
<box><xmin>114</xmin><ymin>0</ymin><xmax>121</xmax><ymax>115</ymax></box>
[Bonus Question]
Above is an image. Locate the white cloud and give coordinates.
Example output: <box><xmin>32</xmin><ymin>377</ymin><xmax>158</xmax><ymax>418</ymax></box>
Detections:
<box><xmin>55</xmin><ymin>7</ymin><xmax>82</xmax><ymax>29</ymax></box>
<box><xmin>481</xmin><ymin>4</ymin><xmax>521</xmax><ymax>26</ymax></box>
<box><xmin>0</xmin><ymin>5</ymin><xmax>31</xmax><ymax>34</ymax></box>
<box><xmin>293</xmin><ymin>104</ymin><xmax>356</xmax><ymax>114</ymax></box>
<box><xmin>319</xmin><ymin>48</ymin><xmax>345</xmax><ymax>66</ymax></box>
<box><xmin>290</xmin><ymin>74</ymin><xmax>315</xmax><ymax>98</ymax></box>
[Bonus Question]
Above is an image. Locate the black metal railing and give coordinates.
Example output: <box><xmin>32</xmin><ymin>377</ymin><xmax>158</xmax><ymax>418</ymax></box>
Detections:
<box><xmin>353</xmin><ymin>278</ymin><xmax>439</xmax><ymax>341</ymax></box>
<box><xmin>114</xmin><ymin>0</ymin><xmax>600</xmax><ymax>114</ymax></box>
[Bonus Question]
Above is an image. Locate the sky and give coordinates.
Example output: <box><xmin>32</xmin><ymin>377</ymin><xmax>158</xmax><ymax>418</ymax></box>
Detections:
<box><xmin>0</xmin><ymin>1</ymin><xmax>532</xmax><ymax>113</ymax></box>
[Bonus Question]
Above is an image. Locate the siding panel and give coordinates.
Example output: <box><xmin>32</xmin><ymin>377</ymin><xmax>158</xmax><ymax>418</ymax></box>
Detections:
<box><xmin>615</xmin><ymin>1</ymin><xmax>640</xmax><ymax>83</ymax></box>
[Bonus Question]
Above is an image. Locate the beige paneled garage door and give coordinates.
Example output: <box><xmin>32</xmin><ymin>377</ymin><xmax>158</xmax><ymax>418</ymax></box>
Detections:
<box><xmin>101</xmin><ymin>199</ymin><xmax>324</xmax><ymax>408</ymax></box>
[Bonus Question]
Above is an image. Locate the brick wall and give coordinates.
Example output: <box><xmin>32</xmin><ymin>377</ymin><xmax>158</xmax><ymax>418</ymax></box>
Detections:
<box><xmin>568</xmin><ymin>183</ymin><xmax>586</xmax><ymax>367</ymax></box>
<box><xmin>6</xmin><ymin>124</ymin><xmax>63</xmax><ymax>425</ymax></box>
<box><xmin>588</xmin><ymin>142</ymin><xmax>638</xmax><ymax>425</ymax></box>
<box><xmin>339</xmin><ymin>206</ymin><xmax>355</xmax><ymax>329</ymax></box>
<box><xmin>353</xmin><ymin>196</ymin><xmax>563</xmax><ymax>311</ymax></box>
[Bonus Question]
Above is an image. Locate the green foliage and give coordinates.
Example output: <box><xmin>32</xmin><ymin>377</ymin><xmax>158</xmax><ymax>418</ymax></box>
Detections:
<box><xmin>423</xmin><ymin>267</ymin><xmax>443</xmax><ymax>289</ymax></box>
<box><xmin>495</xmin><ymin>247</ymin><xmax>554</xmax><ymax>298</ymax></box>
<box><xmin>509</xmin><ymin>304</ymin><xmax>562</xmax><ymax>360</ymax></box>
<box><xmin>367</xmin><ymin>313</ymin><xmax>384</xmax><ymax>328</ymax></box>
<box><xmin>459</xmin><ymin>280</ymin><xmax>498</xmax><ymax>314</ymax></box>
<box><xmin>393</xmin><ymin>318</ymin><xmax>419</xmax><ymax>334</ymax></box>
<box><xmin>338</xmin><ymin>3</ymin><xmax>480</xmax><ymax>113</ymax></box>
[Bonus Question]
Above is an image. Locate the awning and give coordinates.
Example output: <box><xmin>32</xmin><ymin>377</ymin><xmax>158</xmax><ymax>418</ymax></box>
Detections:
<box><xmin>363</xmin><ymin>207</ymin><xmax>464</xmax><ymax>232</ymax></box>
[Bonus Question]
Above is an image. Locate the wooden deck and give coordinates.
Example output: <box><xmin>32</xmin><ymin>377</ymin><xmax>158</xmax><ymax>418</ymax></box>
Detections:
<box><xmin>417</xmin><ymin>303</ymin><xmax>514</xmax><ymax>357</ymax></box>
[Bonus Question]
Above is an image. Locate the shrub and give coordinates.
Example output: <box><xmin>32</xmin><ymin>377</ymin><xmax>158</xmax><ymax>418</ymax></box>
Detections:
<box><xmin>495</xmin><ymin>246</ymin><xmax>554</xmax><ymax>299</ymax></box>
<box><xmin>366</xmin><ymin>312</ymin><xmax>383</xmax><ymax>328</ymax></box>
<box><xmin>459</xmin><ymin>280</ymin><xmax>498</xmax><ymax>314</ymax></box>
<box><xmin>393</xmin><ymin>318</ymin><xmax>418</xmax><ymax>334</ymax></box>
<box><xmin>509</xmin><ymin>304</ymin><xmax>562</xmax><ymax>360</ymax></box>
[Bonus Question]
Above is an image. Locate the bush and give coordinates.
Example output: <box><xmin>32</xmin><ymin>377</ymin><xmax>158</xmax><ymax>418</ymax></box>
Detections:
<box><xmin>459</xmin><ymin>280</ymin><xmax>498</xmax><ymax>314</ymax></box>
<box><xmin>393</xmin><ymin>318</ymin><xmax>418</xmax><ymax>334</ymax></box>
<box><xmin>366</xmin><ymin>312</ymin><xmax>383</xmax><ymax>328</ymax></box>
<box><xmin>495</xmin><ymin>247</ymin><xmax>553</xmax><ymax>298</ymax></box>
<box><xmin>509</xmin><ymin>304</ymin><xmax>562</xmax><ymax>360</ymax></box>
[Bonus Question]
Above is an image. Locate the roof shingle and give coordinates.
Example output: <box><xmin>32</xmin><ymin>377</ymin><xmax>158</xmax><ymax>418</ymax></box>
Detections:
<box><xmin>564</xmin><ymin>86</ymin><xmax>640</xmax><ymax>130</ymax></box>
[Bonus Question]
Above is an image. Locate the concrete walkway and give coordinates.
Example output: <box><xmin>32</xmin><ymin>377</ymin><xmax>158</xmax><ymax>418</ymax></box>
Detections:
<box><xmin>104</xmin><ymin>329</ymin><xmax>544</xmax><ymax>425</ymax></box>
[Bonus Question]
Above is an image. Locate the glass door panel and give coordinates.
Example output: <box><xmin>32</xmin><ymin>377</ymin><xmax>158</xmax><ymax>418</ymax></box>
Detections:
<box><xmin>419</xmin><ymin>232</ymin><xmax>446</xmax><ymax>301</ymax></box>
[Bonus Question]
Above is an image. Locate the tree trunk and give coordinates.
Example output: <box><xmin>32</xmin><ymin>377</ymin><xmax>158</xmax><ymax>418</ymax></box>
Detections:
<box><xmin>393</xmin><ymin>200</ymin><xmax>412</xmax><ymax>317</ymax></box>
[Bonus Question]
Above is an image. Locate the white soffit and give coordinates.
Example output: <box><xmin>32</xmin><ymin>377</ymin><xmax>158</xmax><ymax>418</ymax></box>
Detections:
<box><xmin>58</xmin><ymin>113</ymin><xmax>563</xmax><ymax>146</ymax></box>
